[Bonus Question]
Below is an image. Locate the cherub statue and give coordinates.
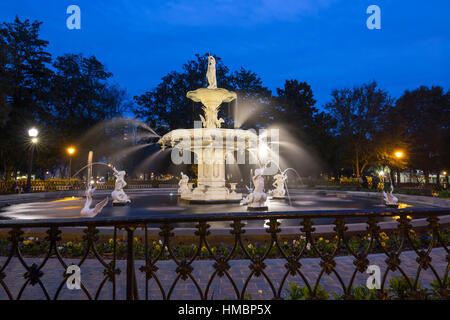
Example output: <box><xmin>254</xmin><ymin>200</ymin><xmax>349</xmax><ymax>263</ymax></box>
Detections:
<box><xmin>178</xmin><ymin>171</ymin><xmax>190</xmax><ymax>195</ymax></box>
<box><xmin>81</xmin><ymin>186</ymin><xmax>108</xmax><ymax>217</ymax></box>
<box><xmin>240</xmin><ymin>168</ymin><xmax>267</xmax><ymax>209</ymax></box>
<box><xmin>111</xmin><ymin>167</ymin><xmax>131</xmax><ymax>204</ymax></box>
<box><xmin>206</xmin><ymin>55</ymin><xmax>217</xmax><ymax>89</ymax></box>
<box><xmin>271</xmin><ymin>172</ymin><xmax>287</xmax><ymax>198</ymax></box>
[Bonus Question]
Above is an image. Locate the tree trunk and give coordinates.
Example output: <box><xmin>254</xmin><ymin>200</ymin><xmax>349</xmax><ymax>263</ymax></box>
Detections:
<box><xmin>424</xmin><ymin>169</ymin><xmax>429</xmax><ymax>184</ymax></box>
<box><xmin>436</xmin><ymin>172</ymin><xmax>440</xmax><ymax>186</ymax></box>
<box><xmin>5</xmin><ymin>165</ymin><xmax>13</xmax><ymax>181</ymax></box>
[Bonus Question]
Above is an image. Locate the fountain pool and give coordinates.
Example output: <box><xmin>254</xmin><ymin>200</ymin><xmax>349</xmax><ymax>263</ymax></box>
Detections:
<box><xmin>0</xmin><ymin>189</ymin><xmax>441</xmax><ymax>228</ymax></box>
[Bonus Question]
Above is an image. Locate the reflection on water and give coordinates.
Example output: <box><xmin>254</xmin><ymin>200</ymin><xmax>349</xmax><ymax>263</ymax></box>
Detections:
<box><xmin>397</xmin><ymin>203</ymin><xmax>413</xmax><ymax>209</ymax></box>
<box><xmin>51</xmin><ymin>197</ymin><xmax>82</xmax><ymax>203</ymax></box>
<box><xmin>0</xmin><ymin>191</ymin><xmax>432</xmax><ymax>227</ymax></box>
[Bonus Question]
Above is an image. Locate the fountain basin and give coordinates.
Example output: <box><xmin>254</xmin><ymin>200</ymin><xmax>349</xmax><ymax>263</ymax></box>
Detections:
<box><xmin>159</xmin><ymin>128</ymin><xmax>261</xmax><ymax>203</ymax></box>
<box><xmin>2</xmin><ymin>189</ymin><xmax>448</xmax><ymax>229</ymax></box>
<box><xmin>186</xmin><ymin>88</ymin><xmax>237</xmax><ymax>107</ymax></box>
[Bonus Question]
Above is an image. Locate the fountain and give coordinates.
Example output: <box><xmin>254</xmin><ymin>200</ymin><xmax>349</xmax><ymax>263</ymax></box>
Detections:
<box><xmin>87</xmin><ymin>151</ymin><xmax>93</xmax><ymax>185</ymax></box>
<box><xmin>158</xmin><ymin>55</ymin><xmax>260</xmax><ymax>203</ymax></box>
<box><xmin>71</xmin><ymin>156</ymin><xmax>131</xmax><ymax>207</ymax></box>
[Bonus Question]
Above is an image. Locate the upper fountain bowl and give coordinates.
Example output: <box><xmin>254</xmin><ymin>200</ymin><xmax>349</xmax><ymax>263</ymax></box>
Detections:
<box><xmin>186</xmin><ymin>88</ymin><xmax>237</xmax><ymax>108</ymax></box>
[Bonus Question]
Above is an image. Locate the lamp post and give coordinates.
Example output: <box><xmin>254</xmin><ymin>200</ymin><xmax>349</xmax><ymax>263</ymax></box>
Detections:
<box><xmin>67</xmin><ymin>147</ymin><xmax>76</xmax><ymax>187</ymax></box>
<box><xmin>394</xmin><ymin>151</ymin><xmax>404</xmax><ymax>187</ymax></box>
<box><xmin>443</xmin><ymin>171</ymin><xmax>448</xmax><ymax>189</ymax></box>
<box><xmin>26</xmin><ymin>128</ymin><xmax>39</xmax><ymax>193</ymax></box>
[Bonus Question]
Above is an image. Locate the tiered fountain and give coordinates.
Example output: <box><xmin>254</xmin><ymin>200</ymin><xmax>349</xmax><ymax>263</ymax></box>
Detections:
<box><xmin>158</xmin><ymin>56</ymin><xmax>258</xmax><ymax>203</ymax></box>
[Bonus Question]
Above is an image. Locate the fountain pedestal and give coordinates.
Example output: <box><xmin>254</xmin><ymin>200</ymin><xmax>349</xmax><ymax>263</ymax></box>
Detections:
<box><xmin>185</xmin><ymin>146</ymin><xmax>242</xmax><ymax>203</ymax></box>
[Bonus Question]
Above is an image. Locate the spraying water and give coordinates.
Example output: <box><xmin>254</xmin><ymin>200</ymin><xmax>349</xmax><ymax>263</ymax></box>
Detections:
<box><xmin>87</xmin><ymin>151</ymin><xmax>93</xmax><ymax>185</ymax></box>
<box><xmin>71</xmin><ymin>162</ymin><xmax>115</xmax><ymax>181</ymax></box>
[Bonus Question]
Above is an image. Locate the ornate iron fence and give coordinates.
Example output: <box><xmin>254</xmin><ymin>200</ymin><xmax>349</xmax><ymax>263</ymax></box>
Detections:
<box><xmin>0</xmin><ymin>207</ymin><xmax>448</xmax><ymax>300</ymax></box>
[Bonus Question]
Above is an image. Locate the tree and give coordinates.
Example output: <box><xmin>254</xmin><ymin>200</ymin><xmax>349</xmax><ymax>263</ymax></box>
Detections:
<box><xmin>271</xmin><ymin>80</ymin><xmax>336</xmax><ymax>174</ymax></box>
<box><xmin>0</xmin><ymin>16</ymin><xmax>53</xmax><ymax>180</ymax></box>
<box><xmin>325</xmin><ymin>81</ymin><xmax>393</xmax><ymax>177</ymax></box>
<box><xmin>272</xmin><ymin>80</ymin><xmax>317</xmax><ymax>135</ymax></box>
<box><xmin>227</xmin><ymin>67</ymin><xmax>272</xmax><ymax>129</ymax></box>
<box><xmin>47</xmin><ymin>53</ymin><xmax>128</xmax><ymax>175</ymax></box>
<box><xmin>395</xmin><ymin>86</ymin><xmax>449</xmax><ymax>184</ymax></box>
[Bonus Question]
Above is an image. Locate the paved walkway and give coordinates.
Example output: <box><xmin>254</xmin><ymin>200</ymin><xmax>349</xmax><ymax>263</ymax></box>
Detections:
<box><xmin>0</xmin><ymin>248</ymin><xmax>447</xmax><ymax>300</ymax></box>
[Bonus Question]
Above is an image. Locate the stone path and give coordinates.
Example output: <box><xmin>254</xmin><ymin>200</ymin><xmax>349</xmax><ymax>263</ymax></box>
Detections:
<box><xmin>0</xmin><ymin>248</ymin><xmax>447</xmax><ymax>300</ymax></box>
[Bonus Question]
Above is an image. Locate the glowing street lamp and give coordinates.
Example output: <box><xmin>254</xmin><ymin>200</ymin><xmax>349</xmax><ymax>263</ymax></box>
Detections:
<box><xmin>26</xmin><ymin>128</ymin><xmax>39</xmax><ymax>192</ymax></box>
<box><xmin>28</xmin><ymin>128</ymin><xmax>38</xmax><ymax>138</ymax></box>
<box><xmin>67</xmin><ymin>147</ymin><xmax>75</xmax><ymax>155</ymax></box>
<box><xmin>393</xmin><ymin>151</ymin><xmax>405</xmax><ymax>186</ymax></box>
<box><xmin>66</xmin><ymin>147</ymin><xmax>76</xmax><ymax>186</ymax></box>
<box><xmin>395</xmin><ymin>151</ymin><xmax>403</xmax><ymax>159</ymax></box>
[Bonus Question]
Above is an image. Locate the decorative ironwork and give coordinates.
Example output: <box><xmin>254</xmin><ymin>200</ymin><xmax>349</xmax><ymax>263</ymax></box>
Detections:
<box><xmin>0</xmin><ymin>207</ymin><xmax>448</xmax><ymax>300</ymax></box>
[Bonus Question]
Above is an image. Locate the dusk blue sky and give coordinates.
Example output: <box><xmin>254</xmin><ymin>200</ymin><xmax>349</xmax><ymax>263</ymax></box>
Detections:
<box><xmin>1</xmin><ymin>0</ymin><xmax>449</xmax><ymax>111</ymax></box>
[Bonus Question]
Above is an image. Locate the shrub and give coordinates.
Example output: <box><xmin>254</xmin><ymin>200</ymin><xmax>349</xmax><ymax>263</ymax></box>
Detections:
<box><xmin>285</xmin><ymin>282</ymin><xmax>330</xmax><ymax>300</ymax></box>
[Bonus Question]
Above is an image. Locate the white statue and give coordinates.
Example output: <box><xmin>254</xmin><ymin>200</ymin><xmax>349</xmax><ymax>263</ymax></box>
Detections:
<box><xmin>178</xmin><ymin>172</ymin><xmax>191</xmax><ymax>195</ymax></box>
<box><xmin>383</xmin><ymin>183</ymin><xmax>398</xmax><ymax>207</ymax></box>
<box><xmin>271</xmin><ymin>172</ymin><xmax>287</xmax><ymax>198</ymax></box>
<box><xmin>240</xmin><ymin>168</ymin><xmax>267</xmax><ymax>209</ymax></box>
<box><xmin>111</xmin><ymin>167</ymin><xmax>131</xmax><ymax>205</ymax></box>
<box><xmin>81</xmin><ymin>186</ymin><xmax>108</xmax><ymax>217</ymax></box>
<box><xmin>206</xmin><ymin>55</ymin><xmax>217</xmax><ymax>89</ymax></box>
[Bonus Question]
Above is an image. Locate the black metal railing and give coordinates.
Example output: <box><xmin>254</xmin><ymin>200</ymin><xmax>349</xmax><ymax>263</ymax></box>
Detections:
<box><xmin>0</xmin><ymin>207</ymin><xmax>449</xmax><ymax>300</ymax></box>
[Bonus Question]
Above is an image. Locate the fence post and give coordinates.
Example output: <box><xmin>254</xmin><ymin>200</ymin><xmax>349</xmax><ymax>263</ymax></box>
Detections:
<box><xmin>125</xmin><ymin>226</ymin><xmax>138</xmax><ymax>300</ymax></box>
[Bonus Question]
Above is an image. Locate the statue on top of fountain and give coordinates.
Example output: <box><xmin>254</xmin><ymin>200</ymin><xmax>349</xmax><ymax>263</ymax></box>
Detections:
<box><xmin>240</xmin><ymin>168</ymin><xmax>268</xmax><ymax>210</ymax></box>
<box><xmin>206</xmin><ymin>55</ymin><xmax>217</xmax><ymax>89</ymax></box>
<box><xmin>186</xmin><ymin>55</ymin><xmax>237</xmax><ymax>129</ymax></box>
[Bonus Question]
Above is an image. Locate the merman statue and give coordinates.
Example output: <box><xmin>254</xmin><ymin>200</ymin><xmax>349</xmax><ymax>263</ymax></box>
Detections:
<box><xmin>271</xmin><ymin>172</ymin><xmax>287</xmax><ymax>199</ymax></box>
<box><xmin>240</xmin><ymin>168</ymin><xmax>268</xmax><ymax>210</ymax></box>
<box><xmin>111</xmin><ymin>167</ymin><xmax>131</xmax><ymax>205</ymax></box>
<box><xmin>178</xmin><ymin>172</ymin><xmax>191</xmax><ymax>196</ymax></box>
